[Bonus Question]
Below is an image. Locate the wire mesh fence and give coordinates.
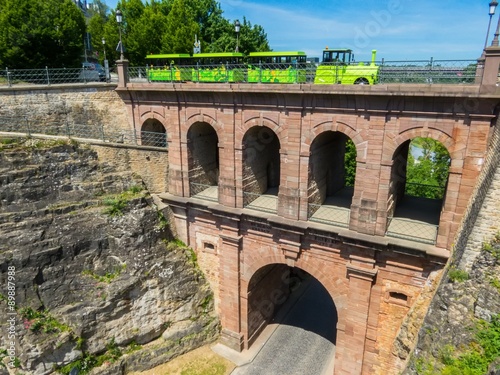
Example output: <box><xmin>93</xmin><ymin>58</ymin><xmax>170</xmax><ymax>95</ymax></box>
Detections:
<box><xmin>378</xmin><ymin>59</ymin><xmax>479</xmax><ymax>84</ymax></box>
<box><xmin>190</xmin><ymin>182</ymin><xmax>218</xmax><ymax>201</ymax></box>
<box><xmin>243</xmin><ymin>191</ymin><xmax>278</xmax><ymax>214</ymax></box>
<box><xmin>386</xmin><ymin>217</ymin><xmax>438</xmax><ymax>245</ymax></box>
<box><xmin>308</xmin><ymin>203</ymin><xmax>350</xmax><ymax>228</ymax></box>
<box><xmin>0</xmin><ymin>116</ymin><xmax>168</xmax><ymax>149</ymax></box>
<box><xmin>0</xmin><ymin>66</ymin><xmax>116</xmax><ymax>87</ymax></box>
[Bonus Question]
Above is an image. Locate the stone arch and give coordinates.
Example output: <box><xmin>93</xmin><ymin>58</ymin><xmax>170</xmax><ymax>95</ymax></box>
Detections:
<box><xmin>139</xmin><ymin>110</ymin><xmax>168</xmax><ymax>131</ymax></box>
<box><xmin>306</xmin><ymin>119</ymin><xmax>367</xmax><ymax>161</ymax></box>
<box><xmin>184</xmin><ymin>113</ymin><xmax>222</xmax><ymax>144</ymax></box>
<box><xmin>237</xmin><ymin>117</ymin><xmax>285</xmax><ymax>151</ymax></box>
<box><xmin>140</xmin><ymin>117</ymin><xmax>167</xmax><ymax>147</ymax></box>
<box><xmin>383</xmin><ymin>127</ymin><xmax>457</xmax><ymax>164</ymax></box>
<box><xmin>241</xmin><ymin>253</ymin><xmax>348</xmax><ymax>311</ymax></box>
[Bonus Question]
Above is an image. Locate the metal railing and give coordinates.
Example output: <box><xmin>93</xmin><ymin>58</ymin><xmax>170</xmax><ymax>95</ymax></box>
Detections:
<box><xmin>0</xmin><ymin>59</ymin><xmax>481</xmax><ymax>87</ymax></box>
<box><xmin>0</xmin><ymin>67</ymin><xmax>117</xmax><ymax>87</ymax></box>
<box><xmin>190</xmin><ymin>182</ymin><xmax>218</xmax><ymax>201</ymax></box>
<box><xmin>308</xmin><ymin>203</ymin><xmax>350</xmax><ymax>228</ymax></box>
<box><xmin>0</xmin><ymin>116</ymin><xmax>167</xmax><ymax>149</ymax></box>
<box><xmin>130</xmin><ymin>58</ymin><xmax>481</xmax><ymax>85</ymax></box>
<box><xmin>386</xmin><ymin>217</ymin><xmax>438</xmax><ymax>245</ymax></box>
<box><xmin>243</xmin><ymin>191</ymin><xmax>278</xmax><ymax>214</ymax></box>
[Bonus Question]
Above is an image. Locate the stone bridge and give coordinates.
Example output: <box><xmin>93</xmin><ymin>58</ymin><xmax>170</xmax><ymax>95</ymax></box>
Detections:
<box><xmin>112</xmin><ymin>49</ymin><xmax>500</xmax><ymax>375</ymax></box>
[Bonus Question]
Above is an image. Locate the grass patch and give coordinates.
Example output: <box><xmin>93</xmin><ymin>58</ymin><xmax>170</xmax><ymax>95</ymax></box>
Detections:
<box><xmin>18</xmin><ymin>307</ymin><xmax>71</xmax><ymax>334</ymax></box>
<box><xmin>448</xmin><ymin>267</ymin><xmax>469</xmax><ymax>283</ymax></box>
<box><xmin>82</xmin><ymin>264</ymin><xmax>126</xmax><ymax>284</ymax></box>
<box><xmin>101</xmin><ymin>185</ymin><xmax>144</xmax><ymax>217</ymax></box>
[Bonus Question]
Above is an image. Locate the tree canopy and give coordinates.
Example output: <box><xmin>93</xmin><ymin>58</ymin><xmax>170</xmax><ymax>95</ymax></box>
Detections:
<box><xmin>0</xmin><ymin>0</ymin><xmax>271</xmax><ymax>68</ymax></box>
<box><xmin>405</xmin><ymin>137</ymin><xmax>451</xmax><ymax>199</ymax></box>
<box><xmin>0</xmin><ymin>0</ymin><xmax>86</xmax><ymax>68</ymax></box>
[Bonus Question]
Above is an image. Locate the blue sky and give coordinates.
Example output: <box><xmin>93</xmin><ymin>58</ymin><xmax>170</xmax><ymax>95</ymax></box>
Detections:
<box><xmin>104</xmin><ymin>0</ymin><xmax>492</xmax><ymax>61</ymax></box>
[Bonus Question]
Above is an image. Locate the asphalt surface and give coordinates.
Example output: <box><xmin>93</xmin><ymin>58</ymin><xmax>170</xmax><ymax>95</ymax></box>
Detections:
<box><xmin>232</xmin><ymin>277</ymin><xmax>337</xmax><ymax>375</ymax></box>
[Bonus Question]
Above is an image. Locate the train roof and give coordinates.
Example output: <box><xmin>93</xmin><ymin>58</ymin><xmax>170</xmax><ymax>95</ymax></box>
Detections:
<box><xmin>323</xmin><ymin>48</ymin><xmax>353</xmax><ymax>52</ymax></box>
<box><xmin>248</xmin><ymin>51</ymin><xmax>306</xmax><ymax>57</ymax></box>
<box><xmin>146</xmin><ymin>54</ymin><xmax>191</xmax><ymax>59</ymax></box>
<box><xmin>192</xmin><ymin>52</ymin><xmax>245</xmax><ymax>58</ymax></box>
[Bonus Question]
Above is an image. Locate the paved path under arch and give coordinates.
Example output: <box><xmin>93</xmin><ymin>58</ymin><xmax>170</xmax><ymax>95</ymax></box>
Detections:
<box><xmin>229</xmin><ymin>277</ymin><xmax>336</xmax><ymax>375</ymax></box>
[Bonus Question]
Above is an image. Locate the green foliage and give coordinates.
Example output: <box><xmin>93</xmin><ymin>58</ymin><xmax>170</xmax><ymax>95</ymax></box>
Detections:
<box><xmin>344</xmin><ymin>138</ymin><xmax>357</xmax><ymax>187</ymax></box>
<box><xmin>82</xmin><ymin>264</ymin><xmax>126</xmax><ymax>283</ymax></box>
<box><xmin>157</xmin><ymin>211</ymin><xmax>169</xmax><ymax>229</ymax></box>
<box><xmin>0</xmin><ymin>0</ymin><xmax>86</xmax><ymax>68</ymax></box>
<box><xmin>57</xmin><ymin>338</ymin><xmax>124</xmax><ymax>374</ymax></box>
<box><xmin>482</xmin><ymin>235</ymin><xmax>500</xmax><ymax>260</ymax></box>
<box><xmin>448</xmin><ymin>267</ymin><xmax>469</xmax><ymax>283</ymax></box>
<box><xmin>490</xmin><ymin>277</ymin><xmax>500</xmax><ymax>292</ymax></box>
<box><xmin>18</xmin><ymin>307</ymin><xmax>71</xmax><ymax>334</ymax></box>
<box><xmin>406</xmin><ymin>137</ymin><xmax>451</xmax><ymax>199</ymax></box>
<box><xmin>101</xmin><ymin>185</ymin><xmax>143</xmax><ymax>217</ymax></box>
<box><xmin>0</xmin><ymin>0</ymin><xmax>271</xmax><ymax>67</ymax></box>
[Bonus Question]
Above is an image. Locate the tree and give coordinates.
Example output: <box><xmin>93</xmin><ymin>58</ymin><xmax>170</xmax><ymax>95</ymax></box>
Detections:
<box><xmin>344</xmin><ymin>139</ymin><xmax>357</xmax><ymax>187</ymax></box>
<box><xmin>161</xmin><ymin>0</ymin><xmax>199</xmax><ymax>54</ymax></box>
<box><xmin>405</xmin><ymin>137</ymin><xmax>451</xmax><ymax>199</ymax></box>
<box><xmin>0</xmin><ymin>0</ymin><xmax>86</xmax><ymax>68</ymax></box>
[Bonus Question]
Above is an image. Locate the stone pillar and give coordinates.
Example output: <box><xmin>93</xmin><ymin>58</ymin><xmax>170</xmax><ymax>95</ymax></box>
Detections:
<box><xmin>218</xmin><ymin>217</ymin><xmax>244</xmax><ymax>351</ymax></box>
<box><xmin>277</xmin><ymin>149</ymin><xmax>301</xmax><ymax>219</ymax></box>
<box><xmin>336</xmin><ymin>255</ymin><xmax>377</xmax><ymax>375</ymax></box>
<box><xmin>480</xmin><ymin>46</ymin><xmax>500</xmax><ymax>92</ymax></box>
<box><xmin>116</xmin><ymin>59</ymin><xmax>129</xmax><ymax>88</ymax></box>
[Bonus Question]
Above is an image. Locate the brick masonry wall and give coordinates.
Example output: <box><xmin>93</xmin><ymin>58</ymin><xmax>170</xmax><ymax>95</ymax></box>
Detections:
<box><xmin>0</xmin><ymin>86</ymin><xmax>129</xmax><ymax>133</ymax></box>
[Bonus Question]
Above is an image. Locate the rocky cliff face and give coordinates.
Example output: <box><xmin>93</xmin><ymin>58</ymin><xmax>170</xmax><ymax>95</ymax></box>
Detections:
<box><xmin>0</xmin><ymin>138</ymin><xmax>218</xmax><ymax>374</ymax></box>
<box><xmin>403</xmin><ymin>241</ymin><xmax>500</xmax><ymax>375</ymax></box>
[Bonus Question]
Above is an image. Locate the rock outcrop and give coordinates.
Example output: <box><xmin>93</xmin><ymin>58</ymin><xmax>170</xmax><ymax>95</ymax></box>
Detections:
<box><xmin>0</xmin><ymin>138</ymin><xmax>218</xmax><ymax>374</ymax></box>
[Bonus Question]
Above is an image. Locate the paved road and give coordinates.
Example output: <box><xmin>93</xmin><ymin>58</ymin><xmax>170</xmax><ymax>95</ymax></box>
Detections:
<box><xmin>232</xmin><ymin>277</ymin><xmax>337</xmax><ymax>375</ymax></box>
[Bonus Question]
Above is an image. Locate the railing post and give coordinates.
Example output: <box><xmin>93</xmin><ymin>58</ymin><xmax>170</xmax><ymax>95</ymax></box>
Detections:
<box><xmin>45</xmin><ymin>66</ymin><xmax>50</xmax><ymax>85</ymax></box>
<box><xmin>480</xmin><ymin>46</ymin><xmax>500</xmax><ymax>92</ymax></box>
<box><xmin>380</xmin><ymin>58</ymin><xmax>385</xmax><ymax>84</ymax></box>
<box><xmin>259</xmin><ymin>61</ymin><xmax>262</xmax><ymax>83</ymax></box>
<box><xmin>146</xmin><ymin>65</ymin><xmax>150</xmax><ymax>83</ymax></box>
<box><xmin>25</xmin><ymin>117</ymin><xmax>31</xmax><ymax>136</ymax></box>
<box><xmin>170</xmin><ymin>61</ymin><xmax>173</xmax><ymax>83</ymax></box>
<box><xmin>428</xmin><ymin>57</ymin><xmax>433</xmax><ymax>84</ymax></box>
<box><xmin>6</xmin><ymin>68</ymin><xmax>11</xmax><ymax>87</ymax></box>
<box><xmin>196</xmin><ymin>62</ymin><xmax>200</xmax><ymax>82</ymax></box>
<box><xmin>116</xmin><ymin>59</ymin><xmax>129</xmax><ymax>88</ymax></box>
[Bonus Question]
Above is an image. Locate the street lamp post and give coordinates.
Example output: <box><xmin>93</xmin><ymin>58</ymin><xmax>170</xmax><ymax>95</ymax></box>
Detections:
<box><xmin>102</xmin><ymin>37</ymin><xmax>109</xmax><ymax>82</ymax></box>
<box><xmin>234</xmin><ymin>19</ymin><xmax>240</xmax><ymax>53</ymax></box>
<box><xmin>486</xmin><ymin>1</ymin><xmax>498</xmax><ymax>48</ymax></box>
<box><xmin>116</xmin><ymin>9</ymin><xmax>124</xmax><ymax>60</ymax></box>
<box><xmin>102</xmin><ymin>37</ymin><xmax>106</xmax><ymax>62</ymax></box>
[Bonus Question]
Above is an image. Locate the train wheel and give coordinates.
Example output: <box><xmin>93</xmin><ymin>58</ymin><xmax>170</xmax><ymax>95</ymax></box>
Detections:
<box><xmin>354</xmin><ymin>78</ymin><xmax>369</xmax><ymax>85</ymax></box>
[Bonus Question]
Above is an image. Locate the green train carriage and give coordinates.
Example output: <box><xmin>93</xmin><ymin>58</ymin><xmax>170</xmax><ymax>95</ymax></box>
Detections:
<box><xmin>247</xmin><ymin>51</ymin><xmax>307</xmax><ymax>83</ymax></box>
<box><xmin>191</xmin><ymin>52</ymin><xmax>245</xmax><ymax>83</ymax></box>
<box><xmin>146</xmin><ymin>54</ymin><xmax>192</xmax><ymax>82</ymax></box>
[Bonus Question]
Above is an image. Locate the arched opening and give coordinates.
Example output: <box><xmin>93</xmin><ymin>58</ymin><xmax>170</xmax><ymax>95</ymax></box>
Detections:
<box><xmin>187</xmin><ymin>122</ymin><xmax>219</xmax><ymax>201</ymax></box>
<box><xmin>386</xmin><ymin>137</ymin><xmax>451</xmax><ymax>244</ymax></box>
<box><xmin>242</xmin><ymin>126</ymin><xmax>280</xmax><ymax>213</ymax></box>
<box><xmin>307</xmin><ymin>131</ymin><xmax>356</xmax><ymax>227</ymax></box>
<box><xmin>246</xmin><ymin>264</ymin><xmax>337</xmax><ymax>373</ymax></box>
<box><xmin>140</xmin><ymin>118</ymin><xmax>167</xmax><ymax>147</ymax></box>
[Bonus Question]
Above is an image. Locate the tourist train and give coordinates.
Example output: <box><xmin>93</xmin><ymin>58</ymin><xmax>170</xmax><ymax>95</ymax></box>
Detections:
<box><xmin>145</xmin><ymin>48</ymin><xmax>380</xmax><ymax>85</ymax></box>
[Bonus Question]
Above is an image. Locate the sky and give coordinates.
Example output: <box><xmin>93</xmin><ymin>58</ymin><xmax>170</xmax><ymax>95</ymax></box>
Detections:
<box><xmin>103</xmin><ymin>0</ymin><xmax>493</xmax><ymax>61</ymax></box>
